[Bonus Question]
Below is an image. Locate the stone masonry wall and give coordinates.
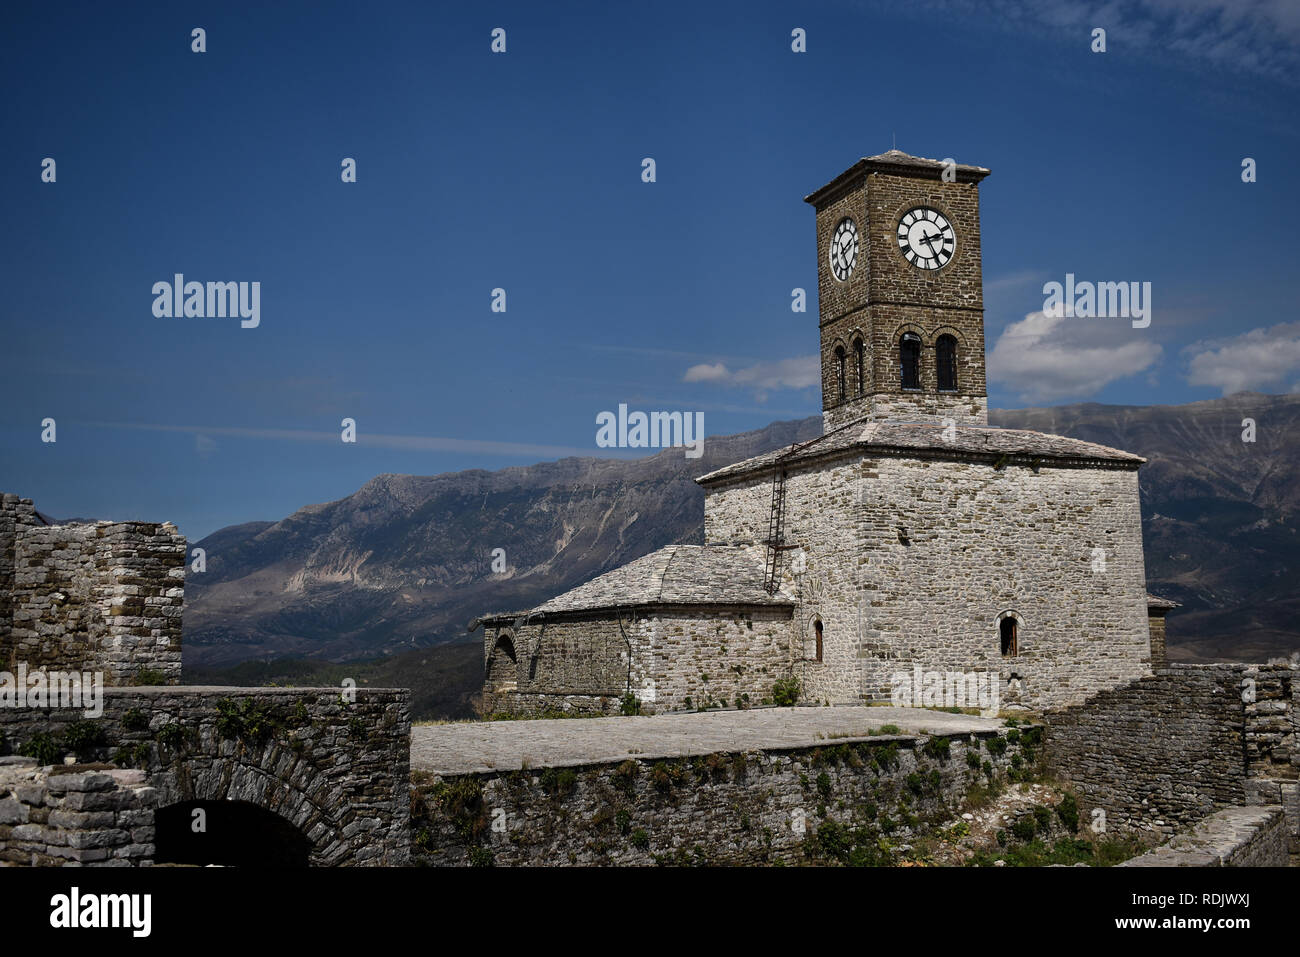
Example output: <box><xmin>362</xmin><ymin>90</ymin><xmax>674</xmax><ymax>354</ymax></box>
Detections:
<box><xmin>0</xmin><ymin>687</ymin><xmax>412</xmax><ymax>866</ymax></box>
<box><xmin>859</xmin><ymin>454</ymin><xmax>1150</xmax><ymax>710</ymax></box>
<box><xmin>1</xmin><ymin>494</ymin><xmax>185</xmax><ymax>685</ymax></box>
<box><xmin>704</xmin><ymin>452</ymin><xmax>1151</xmax><ymax>711</ymax></box>
<box><xmin>705</xmin><ymin>458</ymin><xmax>864</xmax><ymax>707</ymax></box>
<box><xmin>1118</xmin><ymin>805</ymin><xmax>1289</xmax><ymax>867</ymax></box>
<box><xmin>412</xmin><ymin>725</ymin><xmax>1038</xmax><ymax>866</ymax></box>
<box><xmin>1047</xmin><ymin>664</ymin><xmax>1298</xmax><ymax>845</ymax></box>
<box><xmin>486</xmin><ymin>607</ymin><xmax>795</xmax><ymax>716</ymax></box>
<box><xmin>0</xmin><ymin>758</ymin><xmax>156</xmax><ymax>866</ymax></box>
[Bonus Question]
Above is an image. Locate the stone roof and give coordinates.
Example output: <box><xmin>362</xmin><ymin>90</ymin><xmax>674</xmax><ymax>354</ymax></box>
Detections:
<box><xmin>805</xmin><ymin>149</ymin><xmax>992</xmax><ymax>206</ymax></box>
<box><xmin>696</xmin><ymin>419</ymin><xmax>1145</xmax><ymax>487</ymax></box>
<box><xmin>1146</xmin><ymin>593</ymin><xmax>1181</xmax><ymax>610</ymax></box>
<box><xmin>474</xmin><ymin>546</ymin><xmax>793</xmax><ymax>626</ymax></box>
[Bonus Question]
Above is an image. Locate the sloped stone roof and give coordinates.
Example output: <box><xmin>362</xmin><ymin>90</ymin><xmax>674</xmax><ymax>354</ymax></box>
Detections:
<box><xmin>805</xmin><ymin>149</ymin><xmax>992</xmax><ymax>205</ymax></box>
<box><xmin>1146</xmin><ymin>593</ymin><xmax>1180</xmax><ymax>610</ymax></box>
<box><xmin>696</xmin><ymin>420</ymin><xmax>1145</xmax><ymax>487</ymax></box>
<box><xmin>474</xmin><ymin>546</ymin><xmax>793</xmax><ymax>626</ymax></box>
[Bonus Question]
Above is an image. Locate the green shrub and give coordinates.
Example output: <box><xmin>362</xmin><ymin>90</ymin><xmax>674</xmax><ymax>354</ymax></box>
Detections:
<box><xmin>215</xmin><ymin>697</ymin><xmax>279</xmax><ymax>744</ymax></box>
<box><xmin>612</xmin><ymin>760</ymin><xmax>639</xmax><ymax>796</ymax></box>
<box><xmin>1032</xmin><ymin>805</ymin><xmax>1053</xmax><ymax>831</ymax></box>
<box><xmin>650</xmin><ymin>761</ymin><xmax>686</xmax><ymax>794</ymax></box>
<box><xmin>619</xmin><ymin>693</ymin><xmax>641</xmax><ymax>716</ymax></box>
<box><xmin>872</xmin><ymin>741</ymin><xmax>900</xmax><ymax>771</ymax></box>
<box><xmin>630</xmin><ymin>828</ymin><xmax>650</xmax><ymax>849</ymax></box>
<box><xmin>1056</xmin><ymin>793</ymin><xmax>1080</xmax><ymax>833</ymax></box>
<box><xmin>432</xmin><ymin>778</ymin><xmax>489</xmax><ymax>841</ymax></box>
<box><xmin>772</xmin><ymin>676</ymin><xmax>801</xmax><ymax>707</ymax></box>
<box><xmin>131</xmin><ymin>668</ymin><xmax>168</xmax><ymax>686</ymax></box>
<box><xmin>61</xmin><ymin>720</ymin><xmax>106</xmax><ymax>759</ymax></box>
<box><xmin>540</xmin><ymin>767</ymin><xmax>578</xmax><ymax>796</ymax></box>
<box><xmin>615</xmin><ymin>809</ymin><xmax>632</xmax><ymax>835</ymax></box>
<box><xmin>20</xmin><ymin>732</ymin><xmax>63</xmax><ymax>766</ymax></box>
<box><xmin>121</xmin><ymin>708</ymin><xmax>150</xmax><ymax>732</ymax></box>
<box><xmin>155</xmin><ymin>722</ymin><xmax>190</xmax><ymax>751</ymax></box>
<box><xmin>816</xmin><ymin>772</ymin><xmax>832</xmax><ymax>802</ymax></box>
<box><xmin>1010</xmin><ymin>816</ymin><xmax>1036</xmax><ymax>842</ymax></box>
<box><xmin>923</xmin><ymin>736</ymin><xmax>951</xmax><ymax>760</ymax></box>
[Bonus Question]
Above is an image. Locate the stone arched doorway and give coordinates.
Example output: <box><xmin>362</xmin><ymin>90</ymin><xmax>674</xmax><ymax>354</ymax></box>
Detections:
<box><xmin>150</xmin><ymin>746</ymin><xmax>358</xmax><ymax>866</ymax></box>
<box><xmin>155</xmin><ymin>799</ymin><xmax>312</xmax><ymax>866</ymax></box>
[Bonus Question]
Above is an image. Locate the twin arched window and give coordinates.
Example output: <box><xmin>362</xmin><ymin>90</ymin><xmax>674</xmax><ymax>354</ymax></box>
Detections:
<box><xmin>853</xmin><ymin>339</ymin><xmax>865</xmax><ymax>396</ymax></box>
<box><xmin>898</xmin><ymin>333</ymin><xmax>959</xmax><ymax>392</ymax></box>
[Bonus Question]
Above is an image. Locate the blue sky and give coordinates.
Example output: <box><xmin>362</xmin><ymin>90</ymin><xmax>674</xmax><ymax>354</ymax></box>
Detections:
<box><xmin>2</xmin><ymin>0</ymin><xmax>1298</xmax><ymax>539</ymax></box>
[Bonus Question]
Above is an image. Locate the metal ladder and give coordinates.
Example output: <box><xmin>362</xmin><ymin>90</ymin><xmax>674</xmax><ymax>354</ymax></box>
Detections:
<box><xmin>763</xmin><ymin>467</ymin><xmax>788</xmax><ymax>594</ymax></box>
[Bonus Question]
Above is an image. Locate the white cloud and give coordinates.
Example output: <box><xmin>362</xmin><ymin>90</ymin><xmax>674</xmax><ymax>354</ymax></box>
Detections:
<box><xmin>92</xmin><ymin>422</ymin><xmax>612</xmax><ymax>459</ymax></box>
<box><xmin>1184</xmin><ymin>320</ymin><xmax>1300</xmax><ymax>395</ymax></box>
<box><xmin>987</xmin><ymin>310</ymin><xmax>1163</xmax><ymax>403</ymax></box>
<box><xmin>682</xmin><ymin>362</ymin><xmax>732</xmax><ymax>383</ymax></box>
<box><xmin>885</xmin><ymin>0</ymin><xmax>1300</xmax><ymax>77</ymax></box>
<box><xmin>682</xmin><ymin>356</ymin><xmax>820</xmax><ymax>399</ymax></box>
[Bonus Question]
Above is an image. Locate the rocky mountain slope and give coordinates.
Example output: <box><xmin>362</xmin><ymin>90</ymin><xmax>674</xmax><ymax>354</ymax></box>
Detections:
<box><xmin>185</xmin><ymin>393</ymin><xmax>1299</xmax><ymax>671</ymax></box>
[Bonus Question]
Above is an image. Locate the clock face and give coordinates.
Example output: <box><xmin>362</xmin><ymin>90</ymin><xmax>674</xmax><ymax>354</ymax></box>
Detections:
<box><xmin>897</xmin><ymin>207</ymin><xmax>955</xmax><ymax>270</ymax></box>
<box><xmin>829</xmin><ymin>218</ymin><xmax>858</xmax><ymax>281</ymax></box>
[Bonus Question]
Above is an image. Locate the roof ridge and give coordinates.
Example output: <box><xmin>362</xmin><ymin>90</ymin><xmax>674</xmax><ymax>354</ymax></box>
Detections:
<box><xmin>656</xmin><ymin>544</ymin><xmax>684</xmax><ymax>602</ymax></box>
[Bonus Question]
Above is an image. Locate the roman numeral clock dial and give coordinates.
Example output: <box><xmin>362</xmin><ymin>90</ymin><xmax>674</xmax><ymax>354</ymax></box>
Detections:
<box><xmin>829</xmin><ymin>217</ymin><xmax>858</xmax><ymax>281</ymax></box>
<box><xmin>897</xmin><ymin>207</ymin><xmax>955</xmax><ymax>270</ymax></box>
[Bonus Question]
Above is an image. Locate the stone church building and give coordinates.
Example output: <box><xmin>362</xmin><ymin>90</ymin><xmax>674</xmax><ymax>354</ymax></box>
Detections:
<box><xmin>477</xmin><ymin>150</ymin><xmax>1167</xmax><ymax>716</ymax></box>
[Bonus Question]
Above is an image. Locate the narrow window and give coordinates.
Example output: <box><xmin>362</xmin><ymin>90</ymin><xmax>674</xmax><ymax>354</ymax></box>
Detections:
<box><xmin>936</xmin><ymin>334</ymin><xmax>958</xmax><ymax>392</ymax></box>
<box><xmin>814</xmin><ymin>619</ymin><xmax>824</xmax><ymax>662</ymax></box>
<box><xmin>1000</xmin><ymin>617</ymin><xmax>1018</xmax><ymax>657</ymax></box>
<box><xmin>853</xmin><ymin>338</ymin><xmax>865</xmax><ymax>396</ymax></box>
<box><xmin>900</xmin><ymin>333</ymin><xmax>921</xmax><ymax>390</ymax></box>
<box><xmin>835</xmin><ymin>346</ymin><xmax>847</xmax><ymax>402</ymax></box>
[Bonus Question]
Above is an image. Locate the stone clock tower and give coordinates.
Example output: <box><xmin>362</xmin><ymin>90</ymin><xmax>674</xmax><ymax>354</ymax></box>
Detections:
<box><xmin>805</xmin><ymin>150</ymin><xmax>992</xmax><ymax>431</ymax></box>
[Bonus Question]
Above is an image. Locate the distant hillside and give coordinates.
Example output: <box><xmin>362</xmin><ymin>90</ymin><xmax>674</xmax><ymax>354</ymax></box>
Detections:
<box><xmin>184</xmin><ymin>417</ymin><xmax>820</xmax><ymax>666</ymax></box>
<box><xmin>186</xmin><ymin>393</ymin><xmax>1300</xmax><ymax>688</ymax></box>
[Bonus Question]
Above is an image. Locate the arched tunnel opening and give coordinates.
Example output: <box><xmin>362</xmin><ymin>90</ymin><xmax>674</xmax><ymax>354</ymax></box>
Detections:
<box><xmin>155</xmin><ymin>799</ymin><xmax>313</xmax><ymax>867</ymax></box>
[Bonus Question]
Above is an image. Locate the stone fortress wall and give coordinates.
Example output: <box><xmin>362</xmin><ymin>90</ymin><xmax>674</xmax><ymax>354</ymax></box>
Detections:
<box><xmin>412</xmin><ymin>724</ymin><xmax>1036</xmax><ymax>866</ymax></box>
<box><xmin>1047</xmin><ymin>663</ymin><xmax>1298</xmax><ymax>851</ymax></box>
<box><xmin>0</xmin><ymin>490</ymin><xmax>412</xmax><ymax>867</ymax></box>
<box><xmin>1</xmin><ymin>494</ymin><xmax>184</xmax><ymax>685</ymax></box>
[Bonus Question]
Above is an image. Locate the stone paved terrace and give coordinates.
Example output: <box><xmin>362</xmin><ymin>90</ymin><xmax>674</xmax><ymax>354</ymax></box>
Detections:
<box><xmin>411</xmin><ymin>706</ymin><xmax>1004</xmax><ymax>775</ymax></box>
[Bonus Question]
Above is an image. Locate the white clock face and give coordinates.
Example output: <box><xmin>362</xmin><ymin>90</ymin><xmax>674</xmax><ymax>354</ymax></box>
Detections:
<box><xmin>829</xmin><ymin>218</ymin><xmax>858</xmax><ymax>281</ymax></box>
<box><xmin>897</xmin><ymin>207</ymin><xmax>955</xmax><ymax>270</ymax></box>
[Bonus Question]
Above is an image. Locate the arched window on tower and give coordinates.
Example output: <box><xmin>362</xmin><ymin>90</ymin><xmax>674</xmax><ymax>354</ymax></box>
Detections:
<box><xmin>835</xmin><ymin>346</ymin><xmax>847</xmax><ymax>402</ymax></box>
<box><xmin>810</xmin><ymin>618</ymin><xmax>824</xmax><ymax>662</ymax></box>
<box><xmin>1000</xmin><ymin>616</ymin><xmax>1019</xmax><ymax>657</ymax></box>
<box><xmin>936</xmin><ymin>334</ymin><xmax>958</xmax><ymax>392</ymax></box>
<box><xmin>853</xmin><ymin>338</ymin><xmax>865</xmax><ymax>396</ymax></box>
<box><xmin>900</xmin><ymin>333</ymin><xmax>921</xmax><ymax>391</ymax></box>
